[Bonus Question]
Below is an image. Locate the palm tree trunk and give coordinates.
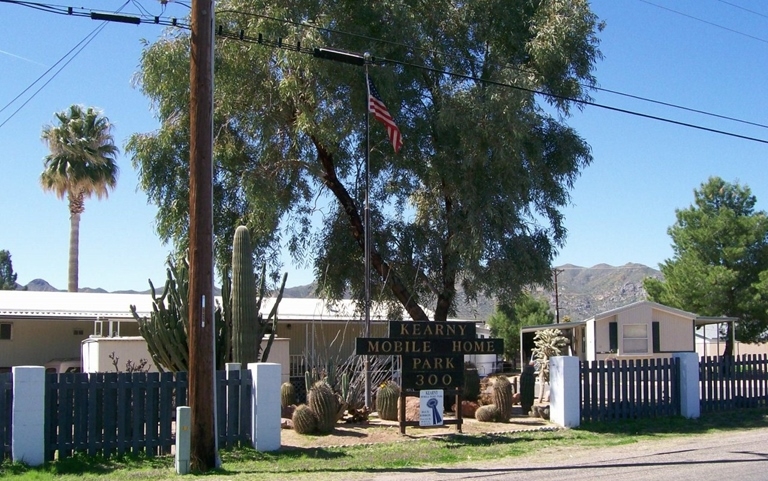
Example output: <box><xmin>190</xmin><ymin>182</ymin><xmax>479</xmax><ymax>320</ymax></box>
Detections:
<box><xmin>68</xmin><ymin>211</ymin><xmax>80</xmax><ymax>292</ymax></box>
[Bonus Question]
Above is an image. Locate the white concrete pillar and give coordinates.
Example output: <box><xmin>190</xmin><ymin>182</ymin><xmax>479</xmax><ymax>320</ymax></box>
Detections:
<box><xmin>673</xmin><ymin>352</ymin><xmax>700</xmax><ymax>419</ymax></box>
<box><xmin>549</xmin><ymin>356</ymin><xmax>581</xmax><ymax>428</ymax></box>
<box><xmin>248</xmin><ymin>362</ymin><xmax>281</xmax><ymax>451</ymax></box>
<box><xmin>12</xmin><ymin>366</ymin><xmax>46</xmax><ymax>466</ymax></box>
<box><xmin>175</xmin><ymin>406</ymin><xmax>191</xmax><ymax>474</ymax></box>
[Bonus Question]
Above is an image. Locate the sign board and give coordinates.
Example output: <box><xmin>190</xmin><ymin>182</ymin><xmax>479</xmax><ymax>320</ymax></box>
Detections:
<box><xmin>419</xmin><ymin>389</ymin><xmax>444</xmax><ymax>426</ymax></box>
<box><xmin>356</xmin><ymin>321</ymin><xmax>504</xmax><ymax>392</ymax></box>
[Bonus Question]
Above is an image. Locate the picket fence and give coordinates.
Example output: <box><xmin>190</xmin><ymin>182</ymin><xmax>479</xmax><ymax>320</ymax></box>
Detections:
<box><xmin>699</xmin><ymin>354</ymin><xmax>768</xmax><ymax>412</ymax></box>
<box><xmin>0</xmin><ymin>369</ymin><xmax>252</xmax><ymax>461</ymax></box>
<box><xmin>580</xmin><ymin>357</ymin><xmax>682</xmax><ymax>422</ymax></box>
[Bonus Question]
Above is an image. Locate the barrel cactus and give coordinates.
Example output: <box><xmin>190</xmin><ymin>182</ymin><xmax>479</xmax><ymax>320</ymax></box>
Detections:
<box><xmin>281</xmin><ymin>382</ymin><xmax>296</xmax><ymax>409</ymax></box>
<box><xmin>520</xmin><ymin>364</ymin><xmax>536</xmax><ymax>416</ymax></box>
<box><xmin>475</xmin><ymin>404</ymin><xmax>501</xmax><ymax>423</ymax></box>
<box><xmin>308</xmin><ymin>381</ymin><xmax>339</xmax><ymax>433</ymax></box>
<box><xmin>376</xmin><ymin>381</ymin><xmax>400</xmax><ymax>421</ymax></box>
<box><xmin>493</xmin><ymin>376</ymin><xmax>513</xmax><ymax>421</ymax></box>
<box><xmin>292</xmin><ymin>404</ymin><xmax>317</xmax><ymax>435</ymax></box>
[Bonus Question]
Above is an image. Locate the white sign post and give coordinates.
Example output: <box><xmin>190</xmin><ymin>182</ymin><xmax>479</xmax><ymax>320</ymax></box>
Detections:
<box><xmin>419</xmin><ymin>389</ymin><xmax>444</xmax><ymax>426</ymax></box>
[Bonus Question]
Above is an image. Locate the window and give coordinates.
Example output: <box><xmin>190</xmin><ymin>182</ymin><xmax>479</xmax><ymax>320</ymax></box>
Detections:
<box><xmin>0</xmin><ymin>323</ymin><xmax>11</xmax><ymax>340</ymax></box>
<box><xmin>73</xmin><ymin>328</ymin><xmax>84</xmax><ymax>336</ymax></box>
<box><xmin>623</xmin><ymin>324</ymin><xmax>648</xmax><ymax>354</ymax></box>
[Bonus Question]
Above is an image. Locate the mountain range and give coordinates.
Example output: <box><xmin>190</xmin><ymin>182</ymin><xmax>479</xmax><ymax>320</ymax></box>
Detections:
<box><xmin>16</xmin><ymin>262</ymin><xmax>662</xmax><ymax>322</ymax></box>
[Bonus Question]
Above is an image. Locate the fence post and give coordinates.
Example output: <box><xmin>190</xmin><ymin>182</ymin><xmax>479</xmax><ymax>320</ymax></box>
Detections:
<box><xmin>248</xmin><ymin>363</ymin><xmax>281</xmax><ymax>451</ymax></box>
<box><xmin>12</xmin><ymin>366</ymin><xmax>45</xmax><ymax>466</ymax></box>
<box><xmin>673</xmin><ymin>352</ymin><xmax>700</xmax><ymax>419</ymax></box>
<box><xmin>549</xmin><ymin>356</ymin><xmax>580</xmax><ymax>428</ymax></box>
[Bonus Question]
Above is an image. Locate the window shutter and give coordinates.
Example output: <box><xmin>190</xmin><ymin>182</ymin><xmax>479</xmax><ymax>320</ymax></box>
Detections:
<box><xmin>609</xmin><ymin>321</ymin><xmax>618</xmax><ymax>352</ymax></box>
<box><xmin>652</xmin><ymin>321</ymin><xmax>660</xmax><ymax>353</ymax></box>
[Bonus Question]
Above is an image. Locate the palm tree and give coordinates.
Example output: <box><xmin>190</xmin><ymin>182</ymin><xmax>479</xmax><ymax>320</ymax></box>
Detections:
<box><xmin>40</xmin><ymin>105</ymin><xmax>119</xmax><ymax>292</ymax></box>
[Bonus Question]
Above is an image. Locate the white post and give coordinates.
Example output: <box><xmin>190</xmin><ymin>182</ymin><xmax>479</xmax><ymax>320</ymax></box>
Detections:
<box><xmin>248</xmin><ymin>363</ymin><xmax>281</xmax><ymax>451</ymax></box>
<box><xmin>12</xmin><ymin>366</ymin><xmax>45</xmax><ymax>466</ymax></box>
<box><xmin>549</xmin><ymin>356</ymin><xmax>581</xmax><ymax>428</ymax></box>
<box><xmin>674</xmin><ymin>352</ymin><xmax>700</xmax><ymax>419</ymax></box>
<box><xmin>175</xmin><ymin>406</ymin><xmax>191</xmax><ymax>474</ymax></box>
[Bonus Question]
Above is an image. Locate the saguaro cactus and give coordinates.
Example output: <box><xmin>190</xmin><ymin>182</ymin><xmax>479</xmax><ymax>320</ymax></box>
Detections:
<box><xmin>229</xmin><ymin>225</ymin><xmax>287</xmax><ymax>366</ymax></box>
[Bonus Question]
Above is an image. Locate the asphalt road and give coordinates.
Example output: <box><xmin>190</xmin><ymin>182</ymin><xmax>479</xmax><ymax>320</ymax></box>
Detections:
<box><xmin>345</xmin><ymin>427</ymin><xmax>768</xmax><ymax>481</ymax></box>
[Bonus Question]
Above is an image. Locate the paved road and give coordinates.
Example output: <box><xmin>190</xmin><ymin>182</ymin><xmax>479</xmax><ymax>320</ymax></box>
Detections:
<box><xmin>343</xmin><ymin>427</ymin><xmax>768</xmax><ymax>481</ymax></box>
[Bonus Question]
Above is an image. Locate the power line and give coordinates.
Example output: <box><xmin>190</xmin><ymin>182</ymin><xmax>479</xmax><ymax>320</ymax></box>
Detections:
<box><xmin>638</xmin><ymin>0</ymin><xmax>768</xmax><ymax>45</ymax></box>
<box><xmin>4</xmin><ymin>0</ymin><xmax>768</xmax><ymax>144</ymax></box>
<box><xmin>717</xmin><ymin>0</ymin><xmax>768</xmax><ymax>20</ymax></box>
<box><xmin>0</xmin><ymin>1</ymin><xmax>132</xmax><ymax>129</ymax></box>
<box><xmin>218</xmin><ymin>4</ymin><xmax>768</xmax><ymax>131</ymax></box>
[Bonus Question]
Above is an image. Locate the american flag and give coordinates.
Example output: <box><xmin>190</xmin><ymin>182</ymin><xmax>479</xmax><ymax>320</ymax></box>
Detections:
<box><xmin>367</xmin><ymin>77</ymin><xmax>403</xmax><ymax>153</ymax></box>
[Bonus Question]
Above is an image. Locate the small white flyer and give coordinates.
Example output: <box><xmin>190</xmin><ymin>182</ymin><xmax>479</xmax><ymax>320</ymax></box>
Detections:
<box><xmin>419</xmin><ymin>389</ymin><xmax>444</xmax><ymax>426</ymax></box>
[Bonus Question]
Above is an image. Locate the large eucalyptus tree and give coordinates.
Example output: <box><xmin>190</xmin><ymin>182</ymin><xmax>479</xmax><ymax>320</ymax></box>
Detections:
<box><xmin>41</xmin><ymin>105</ymin><xmax>119</xmax><ymax>292</ymax></box>
<box><xmin>129</xmin><ymin>0</ymin><xmax>602</xmax><ymax>320</ymax></box>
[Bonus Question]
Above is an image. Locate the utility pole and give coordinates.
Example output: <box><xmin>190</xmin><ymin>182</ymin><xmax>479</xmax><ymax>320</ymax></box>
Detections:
<box><xmin>553</xmin><ymin>268</ymin><xmax>564</xmax><ymax>323</ymax></box>
<box><xmin>188</xmin><ymin>0</ymin><xmax>216</xmax><ymax>472</ymax></box>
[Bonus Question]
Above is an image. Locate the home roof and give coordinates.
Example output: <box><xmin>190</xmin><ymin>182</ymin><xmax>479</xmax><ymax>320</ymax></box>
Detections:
<box><xmin>520</xmin><ymin>320</ymin><xmax>587</xmax><ymax>334</ymax></box>
<box><xmin>0</xmin><ymin>290</ymin><xmax>481</xmax><ymax>325</ymax></box>
<box><xmin>587</xmin><ymin>300</ymin><xmax>701</xmax><ymax>321</ymax></box>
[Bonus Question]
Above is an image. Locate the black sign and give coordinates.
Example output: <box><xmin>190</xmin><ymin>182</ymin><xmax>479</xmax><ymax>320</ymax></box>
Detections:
<box><xmin>389</xmin><ymin>321</ymin><xmax>476</xmax><ymax>339</ymax></box>
<box><xmin>355</xmin><ymin>338</ymin><xmax>503</xmax><ymax>356</ymax></box>
<box><xmin>356</xmin><ymin>321</ymin><xmax>503</xmax><ymax>392</ymax></box>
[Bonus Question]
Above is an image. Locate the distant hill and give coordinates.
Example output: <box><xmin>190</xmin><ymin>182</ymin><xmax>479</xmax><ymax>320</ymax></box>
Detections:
<box><xmin>21</xmin><ymin>263</ymin><xmax>662</xmax><ymax>322</ymax></box>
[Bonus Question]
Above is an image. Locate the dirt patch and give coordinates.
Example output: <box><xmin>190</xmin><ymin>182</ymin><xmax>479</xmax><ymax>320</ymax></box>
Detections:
<box><xmin>280</xmin><ymin>410</ymin><xmax>554</xmax><ymax>449</ymax></box>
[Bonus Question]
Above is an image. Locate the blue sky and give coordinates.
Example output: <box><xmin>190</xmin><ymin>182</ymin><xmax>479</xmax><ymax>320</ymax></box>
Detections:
<box><xmin>1</xmin><ymin>0</ymin><xmax>767</xmax><ymax>292</ymax></box>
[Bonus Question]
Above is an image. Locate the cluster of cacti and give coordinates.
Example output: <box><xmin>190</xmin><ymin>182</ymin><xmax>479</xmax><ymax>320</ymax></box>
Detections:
<box><xmin>229</xmin><ymin>225</ymin><xmax>287</xmax><ymax>366</ymax></box>
<box><xmin>131</xmin><ymin>258</ymin><xmax>228</xmax><ymax>372</ymax></box>
<box><xmin>463</xmin><ymin>362</ymin><xmax>481</xmax><ymax>402</ymax></box>
<box><xmin>308</xmin><ymin>380</ymin><xmax>342</xmax><ymax>433</ymax></box>
<box><xmin>520</xmin><ymin>364</ymin><xmax>536</xmax><ymax>415</ymax></box>
<box><xmin>281</xmin><ymin>382</ymin><xmax>296</xmax><ymax>409</ymax></box>
<box><xmin>376</xmin><ymin>381</ymin><xmax>400</xmax><ymax>421</ymax></box>
<box><xmin>291</xmin><ymin>404</ymin><xmax>318</xmax><ymax>435</ymax></box>
<box><xmin>475</xmin><ymin>404</ymin><xmax>501</xmax><ymax>423</ymax></box>
<box><xmin>493</xmin><ymin>376</ymin><xmax>513</xmax><ymax>421</ymax></box>
<box><xmin>532</xmin><ymin>328</ymin><xmax>569</xmax><ymax>402</ymax></box>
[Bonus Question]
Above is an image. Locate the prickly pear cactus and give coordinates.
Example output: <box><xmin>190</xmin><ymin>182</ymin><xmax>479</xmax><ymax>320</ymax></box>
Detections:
<box><xmin>376</xmin><ymin>381</ymin><xmax>400</xmax><ymax>421</ymax></box>
<box><xmin>281</xmin><ymin>382</ymin><xmax>296</xmax><ymax>409</ymax></box>
<box><xmin>493</xmin><ymin>376</ymin><xmax>513</xmax><ymax>421</ymax></box>
<box><xmin>475</xmin><ymin>404</ymin><xmax>501</xmax><ymax>423</ymax></box>
<box><xmin>520</xmin><ymin>364</ymin><xmax>536</xmax><ymax>416</ymax></box>
<box><xmin>308</xmin><ymin>381</ymin><xmax>339</xmax><ymax>434</ymax></box>
<box><xmin>292</xmin><ymin>404</ymin><xmax>318</xmax><ymax>435</ymax></box>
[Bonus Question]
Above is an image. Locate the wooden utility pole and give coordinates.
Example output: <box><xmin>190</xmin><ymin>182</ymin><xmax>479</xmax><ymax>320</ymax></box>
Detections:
<box><xmin>188</xmin><ymin>0</ymin><xmax>216</xmax><ymax>471</ymax></box>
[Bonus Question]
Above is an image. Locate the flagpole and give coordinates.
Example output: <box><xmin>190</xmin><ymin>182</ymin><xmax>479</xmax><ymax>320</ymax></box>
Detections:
<box><xmin>363</xmin><ymin>53</ymin><xmax>372</xmax><ymax>411</ymax></box>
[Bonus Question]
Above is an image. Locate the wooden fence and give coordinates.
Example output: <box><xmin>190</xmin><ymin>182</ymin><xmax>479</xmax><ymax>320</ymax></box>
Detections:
<box><xmin>41</xmin><ymin>369</ymin><xmax>251</xmax><ymax>461</ymax></box>
<box><xmin>0</xmin><ymin>373</ymin><xmax>11</xmax><ymax>461</ymax></box>
<box><xmin>580</xmin><ymin>358</ymin><xmax>681</xmax><ymax>422</ymax></box>
<box><xmin>699</xmin><ymin>354</ymin><xmax>768</xmax><ymax>412</ymax></box>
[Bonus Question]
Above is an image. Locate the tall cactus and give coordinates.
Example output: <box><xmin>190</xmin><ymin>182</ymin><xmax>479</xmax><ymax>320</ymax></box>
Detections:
<box><xmin>132</xmin><ymin>258</ymin><xmax>228</xmax><ymax>372</ymax></box>
<box><xmin>520</xmin><ymin>364</ymin><xmax>536</xmax><ymax>415</ymax></box>
<box><xmin>229</xmin><ymin>225</ymin><xmax>287</xmax><ymax>366</ymax></box>
<box><xmin>493</xmin><ymin>376</ymin><xmax>513</xmax><ymax>422</ymax></box>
